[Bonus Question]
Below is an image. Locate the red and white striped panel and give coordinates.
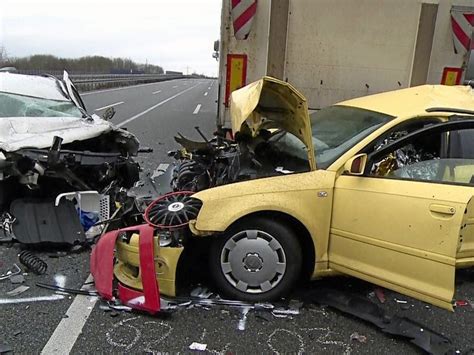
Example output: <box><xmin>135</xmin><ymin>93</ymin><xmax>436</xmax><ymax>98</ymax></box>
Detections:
<box><xmin>231</xmin><ymin>0</ymin><xmax>257</xmax><ymax>40</ymax></box>
<box><xmin>451</xmin><ymin>6</ymin><xmax>474</xmax><ymax>54</ymax></box>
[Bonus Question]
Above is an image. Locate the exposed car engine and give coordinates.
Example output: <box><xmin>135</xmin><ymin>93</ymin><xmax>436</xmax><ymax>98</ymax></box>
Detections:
<box><xmin>169</xmin><ymin>127</ymin><xmax>310</xmax><ymax>192</ymax></box>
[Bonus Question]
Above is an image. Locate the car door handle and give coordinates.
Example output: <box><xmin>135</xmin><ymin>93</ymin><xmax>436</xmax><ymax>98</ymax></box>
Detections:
<box><xmin>429</xmin><ymin>204</ymin><xmax>456</xmax><ymax>215</ymax></box>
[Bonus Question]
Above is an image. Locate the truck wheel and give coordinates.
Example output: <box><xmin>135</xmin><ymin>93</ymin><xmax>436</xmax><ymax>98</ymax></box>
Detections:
<box><xmin>209</xmin><ymin>217</ymin><xmax>302</xmax><ymax>302</ymax></box>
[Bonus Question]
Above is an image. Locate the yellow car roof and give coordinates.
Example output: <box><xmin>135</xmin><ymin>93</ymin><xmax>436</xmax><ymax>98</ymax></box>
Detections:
<box><xmin>338</xmin><ymin>85</ymin><xmax>474</xmax><ymax>117</ymax></box>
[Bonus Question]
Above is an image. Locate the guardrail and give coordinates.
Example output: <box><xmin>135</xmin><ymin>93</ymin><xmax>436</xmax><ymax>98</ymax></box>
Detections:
<box><xmin>70</xmin><ymin>73</ymin><xmax>189</xmax><ymax>92</ymax></box>
<box><xmin>15</xmin><ymin>70</ymin><xmax>190</xmax><ymax>92</ymax></box>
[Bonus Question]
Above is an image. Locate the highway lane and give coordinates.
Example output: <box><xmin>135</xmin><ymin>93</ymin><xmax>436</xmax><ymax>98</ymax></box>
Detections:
<box><xmin>83</xmin><ymin>78</ymin><xmax>217</xmax><ymax>172</ymax></box>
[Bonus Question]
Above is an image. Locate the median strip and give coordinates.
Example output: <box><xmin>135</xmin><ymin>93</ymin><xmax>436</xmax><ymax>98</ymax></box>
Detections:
<box><xmin>117</xmin><ymin>83</ymin><xmax>201</xmax><ymax>127</ymax></box>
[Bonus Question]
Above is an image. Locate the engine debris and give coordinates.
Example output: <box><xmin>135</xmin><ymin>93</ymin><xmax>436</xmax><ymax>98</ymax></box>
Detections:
<box><xmin>18</xmin><ymin>251</ymin><xmax>48</xmax><ymax>275</ymax></box>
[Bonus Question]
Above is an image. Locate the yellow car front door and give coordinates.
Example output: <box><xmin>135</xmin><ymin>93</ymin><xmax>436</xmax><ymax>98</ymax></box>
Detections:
<box><xmin>329</xmin><ymin>175</ymin><xmax>473</xmax><ymax>310</ymax></box>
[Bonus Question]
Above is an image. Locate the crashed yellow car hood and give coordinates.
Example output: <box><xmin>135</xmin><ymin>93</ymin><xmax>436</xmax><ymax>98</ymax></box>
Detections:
<box><xmin>230</xmin><ymin>76</ymin><xmax>316</xmax><ymax>170</ymax></box>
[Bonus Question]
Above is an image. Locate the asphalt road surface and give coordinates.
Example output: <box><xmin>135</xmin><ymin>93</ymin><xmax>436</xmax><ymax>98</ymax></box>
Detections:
<box><xmin>1</xmin><ymin>78</ymin><xmax>474</xmax><ymax>354</ymax></box>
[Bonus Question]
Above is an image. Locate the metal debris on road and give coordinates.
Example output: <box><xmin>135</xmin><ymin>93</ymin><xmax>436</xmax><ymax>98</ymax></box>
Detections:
<box><xmin>0</xmin><ymin>264</ymin><xmax>21</xmax><ymax>281</ymax></box>
<box><xmin>0</xmin><ymin>294</ymin><xmax>65</xmax><ymax>305</ymax></box>
<box><xmin>6</xmin><ymin>285</ymin><xmax>29</xmax><ymax>296</ymax></box>
<box><xmin>18</xmin><ymin>251</ymin><xmax>47</xmax><ymax>275</ymax></box>
<box><xmin>311</xmin><ymin>287</ymin><xmax>457</xmax><ymax>355</ymax></box>
<box><xmin>350</xmin><ymin>332</ymin><xmax>367</xmax><ymax>343</ymax></box>
<box><xmin>101</xmin><ymin>301</ymin><xmax>132</xmax><ymax>312</ymax></box>
<box><xmin>189</xmin><ymin>342</ymin><xmax>207</xmax><ymax>351</ymax></box>
<box><xmin>190</xmin><ymin>286</ymin><xmax>214</xmax><ymax>299</ymax></box>
<box><xmin>272</xmin><ymin>308</ymin><xmax>300</xmax><ymax>317</ymax></box>
<box><xmin>35</xmin><ymin>282</ymin><xmax>99</xmax><ymax>296</ymax></box>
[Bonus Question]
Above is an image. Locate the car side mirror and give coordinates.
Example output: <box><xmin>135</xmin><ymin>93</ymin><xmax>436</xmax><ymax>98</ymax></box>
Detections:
<box><xmin>344</xmin><ymin>153</ymin><xmax>367</xmax><ymax>175</ymax></box>
<box><xmin>102</xmin><ymin>107</ymin><xmax>116</xmax><ymax>121</ymax></box>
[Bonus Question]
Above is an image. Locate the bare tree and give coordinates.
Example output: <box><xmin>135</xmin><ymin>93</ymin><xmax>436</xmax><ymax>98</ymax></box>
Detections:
<box><xmin>0</xmin><ymin>46</ymin><xmax>9</xmax><ymax>65</ymax></box>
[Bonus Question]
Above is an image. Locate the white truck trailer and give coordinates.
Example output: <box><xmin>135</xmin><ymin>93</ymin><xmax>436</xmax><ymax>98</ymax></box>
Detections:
<box><xmin>217</xmin><ymin>0</ymin><xmax>474</xmax><ymax>126</ymax></box>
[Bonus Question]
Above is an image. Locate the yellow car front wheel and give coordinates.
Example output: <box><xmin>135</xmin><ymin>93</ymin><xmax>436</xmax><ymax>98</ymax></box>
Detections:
<box><xmin>209</xmin><ymin>217</ymin><xmax>302</xmax><ymax>302</ymax></box>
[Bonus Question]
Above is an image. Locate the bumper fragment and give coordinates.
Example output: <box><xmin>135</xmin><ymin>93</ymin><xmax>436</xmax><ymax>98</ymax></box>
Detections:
<box><xmin>91</xmin><ymin>224</ymin><xmax>161</xmax><ymax>314</ymax></box>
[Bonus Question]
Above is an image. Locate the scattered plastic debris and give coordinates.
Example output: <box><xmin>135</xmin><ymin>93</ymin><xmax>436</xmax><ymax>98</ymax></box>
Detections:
<box><xmin>311</xmin><ymin>287</ymin><xmax>457</xmax><ymax>354</ymax></box>
<box><xmin>394</xmin><ymin>298</ymin><xmax>407</xmax><ymax>304</ymax></box>
<box><xmin>9</xmin><ymin>274</ymin><xmax>24</xmax><ymax>284</ymax></box>
<box><xmin>272</xmin><ymin>308</ymin><xmax>300</xmax><ymax>317</ymax></box>
<box><xmin>190</xmin><ymin>286</ymin><xmax>214</xmax><ymax>299</ymax></box>
<box><xmin>237</xmin><ymin>306</ymin><xmax>251</xmax><ymax>331</ymax></box>
<box><xmin>0</xmin><ymin>264</ymin><xmax>21</xmax><ymax>281</ymax></box>
<box><xmin>162</xmin><ymin>295</ymin><xmax>274</xmax><ymax>310</ymax></box>
<box><xmin>0</xmin><ymin>212</ymin><xmax>16</xmax><ymax>242</ymax></box>
<box><xmin>189</xmin><ymin>342</ymin><xmax>207</xmax><ymax>351</ymax></box>
<box><xmin>374</xmin><ymin>288</ymin><xmax>386</xmax><ymax>304</ymax></box>
<box><xmin>455</xmin><ymin>300</ymin><xmax>470</xmax><ymax>307</ymax></box>
<box><xmin>350</xmin><ymin>332</ymin><xmax>367</xmax><ymax>343</ymax></box>
<box><xmin>6</xmin><ymin>285</ymin><xmax>30</xmax><ymax>296</ymax></box>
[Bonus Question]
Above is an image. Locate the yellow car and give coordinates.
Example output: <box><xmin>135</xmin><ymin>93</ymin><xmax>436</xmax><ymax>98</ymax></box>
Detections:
<box><xmin>112</xmin><ymin>77</ymin><xmax>474</xmax><ymax>311</ymax></box>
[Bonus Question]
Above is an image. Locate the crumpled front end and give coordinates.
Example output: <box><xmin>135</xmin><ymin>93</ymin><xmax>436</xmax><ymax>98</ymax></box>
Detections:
<box><xmin>91</xmin><ymin>224</ymin><xmax>163</xmax><ymax>314</ymax></box>
<box><xmin>114</xmin><ymin>230</ymin><xmax>183</xmax><ymax>298</ymax></box>
<box><xmin>92</xmin><ymin>191</ymin><xmax>202</xmax><ymax>313</ymax></box>
<box><xmin>0</xmin><ymin>72</ymin><xmax>142</xmax><ymax>245</ymax></box>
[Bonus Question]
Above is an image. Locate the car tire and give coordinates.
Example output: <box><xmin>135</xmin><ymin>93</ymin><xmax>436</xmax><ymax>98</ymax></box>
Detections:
<box><xmin>209</xmin><ymin>217</ymin><xmax>302</xmax><ymax>302</ymax></box>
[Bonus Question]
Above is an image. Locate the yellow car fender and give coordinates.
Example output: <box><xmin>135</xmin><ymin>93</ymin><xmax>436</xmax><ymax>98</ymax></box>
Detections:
<box><xmin>191</xmin><ymin>170</ymin><xmax>337</xmax><ymax>275</ymax></box>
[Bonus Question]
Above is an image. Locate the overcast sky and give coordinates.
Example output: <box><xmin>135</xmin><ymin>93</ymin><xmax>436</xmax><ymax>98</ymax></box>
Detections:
<box><xmin>0</xmin><ymin>0</ymin><xmax>221</xmax><ymax>76</ymax></box>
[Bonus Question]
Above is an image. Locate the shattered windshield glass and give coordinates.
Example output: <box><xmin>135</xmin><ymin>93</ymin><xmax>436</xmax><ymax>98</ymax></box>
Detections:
<box><xmin>0</xmin><ymin>92</ymin><xmax>83</xmax><ymax>118</ymax></box>
<box><xmin>311</xmin><ymin>106</ymin><xmax>395</xmax><ymax>169</ymax></box>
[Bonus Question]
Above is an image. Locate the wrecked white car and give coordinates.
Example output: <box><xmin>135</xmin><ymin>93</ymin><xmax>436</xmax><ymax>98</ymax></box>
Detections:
<box><xmin>0</xmin><ymin>72</ymin><xmax>140</xmax><ymax>244</ymax></box>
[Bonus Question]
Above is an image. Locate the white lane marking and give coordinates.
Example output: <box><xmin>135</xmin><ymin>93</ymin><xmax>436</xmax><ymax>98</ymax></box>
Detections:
<box><xmin>117</xmin><ymin>83</ymin><xmax>201</xmax><ymax>128</ymax></box>
<box><xmin>172</xmin><ymin>85</ymin><xmax>178</xmax><ymax>88</ymax></box>
<box><xmin>204</xmin><ymin>92</ymin><xmax>208</xmax><ymax>96</ymax></box>
<box><xmin>0</xmin><ymin>294</ymin><xmax>64</xmax><ymax>304</ymax></box>
<box><xmin>152</xmin><ymin>90</ymin><xmax>162</xmax><ymax>94</ymax></box>
<box><xmin>94</xmin><ymin>101</ymin><xmax>124</xmax><ymax>111</ymax></box>
<box><xmin>193</xmin><ymin>104</ymin><xmax>202</xmax><ymax>114</ymax></box>
<box><xmin>40</xmin><ymin>275</ymin><xmax>97</xmax><ymax>355</ymax></box>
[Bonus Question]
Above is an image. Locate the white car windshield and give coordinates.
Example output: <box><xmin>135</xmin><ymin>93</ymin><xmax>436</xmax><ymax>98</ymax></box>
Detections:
<box><xmin>0</xmin><ymin>92</ymin><xmax>83</xmax><ymax>118</ymax></box>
